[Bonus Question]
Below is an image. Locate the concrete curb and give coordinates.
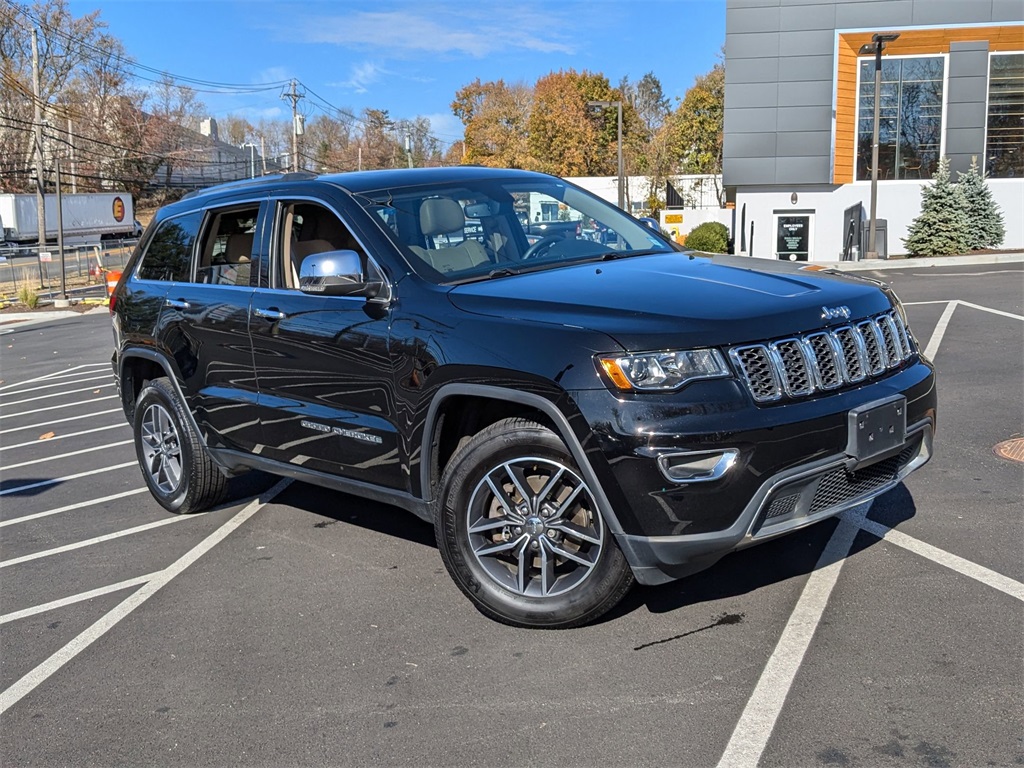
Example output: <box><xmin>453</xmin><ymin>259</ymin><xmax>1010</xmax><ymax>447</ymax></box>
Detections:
<box><xmin>0</xmin><ymin>306</ymin><xmax>108</xmax><ymax>328</ymax></box>
<box><xmin>820</xmin><ymin>252</ymin><xmax>1024</xmax><ymax>271</ymax></box>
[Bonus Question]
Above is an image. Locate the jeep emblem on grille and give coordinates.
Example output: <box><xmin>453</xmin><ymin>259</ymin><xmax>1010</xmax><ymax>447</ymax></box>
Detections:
<box><xmin>821</xmin><ymin>305</ymin><xmax>851</xmax><ymax>320</ymax></box>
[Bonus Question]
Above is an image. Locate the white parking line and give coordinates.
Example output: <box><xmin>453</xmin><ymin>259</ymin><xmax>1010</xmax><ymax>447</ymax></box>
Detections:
<box><xmin>0</xmin><ymin>516</ymin><xmax>186</xmax><ymax>570</ymax></box>
<box><xmin>0</xmin><ymin>439</ymin><xmax>134</xmax><ymax>471</ymax></box>
<box><xmin>1</xmin><ymin>383</ymin><xmax>116</xmax><ymax>408</ymax></box>
<box><xmin>0</xmin><ymin>363</ymin><xmax>110</xmax><ymax>392</ymax></box>
<box><xmin>716</xmin><ymin>505</ymin><xmax>869</xmax><ymax>768</ymax></box>
<box><xmin>924</xmin><ymin>301</ymin><xmax>958</xmax><ymax>361</ymax></box>
<box><xmin>0</xmin><ymin>374</ymin><xmax>113</xmax><ymax>398</ymax></box>
<box><xmin>0</xmin><ymin>408</ymin><xmax>124</xmax><ymax>436</ymax></box>
<box><xmin>0</xmin><ymin>395</ymin><xmax>118</xmax><ymax>420</ymax></box>
<box><xmin>0</xmin><ymin>461</ymin><xmax>137</xmax><ymax>497</ymax></box>
<box><xmin>0</xmin><ymin>478</ymin><xmax>290</xmax><ymax>715</ymax></box>
<box><xmin>0</xmin><ymin>488</ymin><xmax>149</xmax><ymax>529</ymax></box>
<box><xmin>853</xmin><ymin>515</ymin><xmax>1024</xmax><ymax>602</ymax></box>
<box><xmin>1</xmin><ymin>423</ymin><xmax>127</xmax><ymax>452</ymax></box>
<box><xmin>0</xmin><ymin>573</ymin><xmax>159</xmax><ymax>625</ymax></box>
<box><xmin>957</xmin><ymin>300</ymin><xmax>1024</xmax><ymax>322</ymax></box>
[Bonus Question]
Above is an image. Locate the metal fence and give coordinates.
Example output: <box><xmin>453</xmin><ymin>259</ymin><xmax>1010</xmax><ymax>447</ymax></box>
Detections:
<box><xmin>0</xmin><ymin>239</ymin><xmax>137</xmax><ymax>299</ymax></box>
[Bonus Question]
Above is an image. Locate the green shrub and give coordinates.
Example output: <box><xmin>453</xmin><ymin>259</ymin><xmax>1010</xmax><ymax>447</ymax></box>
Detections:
<box><xmin>685</xmin><ymin>221</ymin><xmax>729</xmax><ymax>253</ymax></box>
<box><xmin>903</xmin><ymin>157</ymin><xmax>970</xmax><ymax>257</ymax></box>
<box><xmin>957</xmin><ymin>156</ymin><xmax>1005</xmax><ymax>250</ymax></box>
<box><xmin>17</xmin><ymin>285</ymin><xmax>39</xmax><ymax>308</ymax></box>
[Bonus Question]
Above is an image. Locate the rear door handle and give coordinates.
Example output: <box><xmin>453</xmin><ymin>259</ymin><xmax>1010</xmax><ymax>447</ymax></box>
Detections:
<box><xmin>165</xmin><ymin>298</ymin><xmax>190</xmax><ymax>310</ymax></box>
<box><xmin>253</xmin><ymin>307</ymin><xmax>287</xmax><ymax>320</ymax></box>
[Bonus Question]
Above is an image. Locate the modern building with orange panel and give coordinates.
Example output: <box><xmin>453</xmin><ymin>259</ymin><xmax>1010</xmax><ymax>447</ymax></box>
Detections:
<box><xmin>724</xmin><ymin>0</ymin><xmax>1022</xmax><ymax>261</ymax></box>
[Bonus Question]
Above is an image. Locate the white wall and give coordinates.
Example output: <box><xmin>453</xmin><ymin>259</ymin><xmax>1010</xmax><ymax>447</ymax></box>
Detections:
<box><xmin>735</xmin><ymin>179</ymin><xmax>1022</xmax><ymax>262</ymax></box>
<box><xmin>566</xmin><ymin>175</ymin><xmax>723</xmax><ymax>212</ymax></box>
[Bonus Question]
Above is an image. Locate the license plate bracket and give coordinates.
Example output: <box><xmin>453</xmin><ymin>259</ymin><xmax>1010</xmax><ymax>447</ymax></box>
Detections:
<box><xmin>847</xmin><ymin>395</ymin><xmax>907</xmax><ymax>463</ymax></box>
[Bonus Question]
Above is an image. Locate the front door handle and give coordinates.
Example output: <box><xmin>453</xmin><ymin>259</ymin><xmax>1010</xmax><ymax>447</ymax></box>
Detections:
<box><xmin>165</xmin><ymin>298</ymin><xmax>190</xmax><ymax>310</ymax></box>
<box><xmin>253</xmin><ymin>307</ymin><xmax>287</xmax><ymax>320</ymax></box>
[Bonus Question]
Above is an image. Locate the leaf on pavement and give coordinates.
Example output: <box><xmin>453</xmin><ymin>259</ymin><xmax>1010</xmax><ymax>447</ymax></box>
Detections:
<box><xmin>39</xmin><ymin>432</ymin><xmax>55</xmax><ymax>440</ymax></box>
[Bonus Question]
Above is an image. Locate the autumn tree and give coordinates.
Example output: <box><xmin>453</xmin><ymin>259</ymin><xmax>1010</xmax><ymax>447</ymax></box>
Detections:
<box><xmin>452</xmin><ymin>78</ymin><xmax>532</xmax><ymax>168</ymax></box>
<box><xmin>665</xmin><ymin>60</ymin><xmax>725</xmax><ymax>202</ymax></box>
<box><xmin>620</xmin><ymin>72</ymin><xmax>672</xmax><ymax>210</ymax></box>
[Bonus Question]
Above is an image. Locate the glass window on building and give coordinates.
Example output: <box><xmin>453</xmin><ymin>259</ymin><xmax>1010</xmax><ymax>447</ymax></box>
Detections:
<box><xmin>857</xmin><ymin>56</ymin><xmax>945</xmax><ymax>181</ymax></box>
<box><xmin>986</xmin><ymin>53</ymin><xmax>1024</xmax><ymax>178</ymax></box>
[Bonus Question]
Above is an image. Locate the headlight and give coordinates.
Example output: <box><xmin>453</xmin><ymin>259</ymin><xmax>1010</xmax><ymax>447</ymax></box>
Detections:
<box><xmin>598</xmin><ymin>348</ymin><xmax>731</xmax><ymax>391</ymax></box>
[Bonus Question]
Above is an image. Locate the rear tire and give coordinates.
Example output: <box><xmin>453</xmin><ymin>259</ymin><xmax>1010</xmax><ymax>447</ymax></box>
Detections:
<box><xmin>133</xmin><ymin>377</ymin><xmax>226</xmax><ymax>514</ymax></box>
<box><xmin>434</xmin><ymin>417</ymin><xmax>634</xmax><ymax>628</ymax></box>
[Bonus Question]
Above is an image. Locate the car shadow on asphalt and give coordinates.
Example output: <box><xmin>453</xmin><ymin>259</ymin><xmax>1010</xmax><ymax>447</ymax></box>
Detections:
<box><xmin>602</xmin><ymin>483</ymin><xmax>919</xmax><ymax>623</ymax></box>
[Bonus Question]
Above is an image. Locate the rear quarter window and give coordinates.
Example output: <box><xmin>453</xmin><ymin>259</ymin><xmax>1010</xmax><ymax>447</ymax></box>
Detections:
<box><xmin>136</xmin><ymin>211</ymin><xmax>203</xmax><ymax>282</ymax></box>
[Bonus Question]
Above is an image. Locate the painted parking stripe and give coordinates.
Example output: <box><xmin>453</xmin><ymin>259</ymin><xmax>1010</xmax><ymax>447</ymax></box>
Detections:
<box><xmin>852</xmin><ymin>515</ymin><xmax>1024</xmax><ymax>602</ymax></box>
<box><xmin>0</xmin><ymin>488</ymin><xmax>149</xmax><ymax>529</ymax></box>
<box><xmin>0</xmin><ymin>573</ymin><xmax>158</xmax><ymax>625</ymax></box>
<box><xmin>924</xmin><ymin>301</ymin><xmax>958</xmax><ymax>361</ymax></box>
<box><xmin>0</xmin><ymin>395</ymin><xmax>118</xmax><ymax>420</ymax></box>
<box><xmin>1</xmin><ymin>423</ymin><xmax>127</xmax><ymax>452</ymax></box>
<box><xmin>0</xmin><ymin>461</ymin><xmax>137</xmax><ymax>497</ymax></box>
<box><xmin>0</xmin><ymin>439</ymin><xmax>134</xmax><ymax>471</ymax></box>
<box><xmin>0</xmin><ymin>408</ymin><xmax>124</xmax><ymax>436</ymax></box>
<box><xmin>0</xmin><ymin>363</ymin><xmax>110</xmax><ymax>392</ymax></box>
<box><xmin>716</xmin><ymin>505</ymin><xmax>869</xmax><ymax>768</ymax></box>
<box><xmin>0</xmin><ymin>516</ymin><xmax>186</xmax><ymax>570</ymax></box>
<box><xmin>0</xmin><ymin>478</ymin><xmax>290</xmax><ymax>715</ymax></box>
<box><xmin>1</xmin><ymin>383</ymin><xmax>116</xmax><ymax>407</ymax></box>
<box><xmin>956</xmin><ymin>300</ymin><xmax>1024</xmax><ymax>322</ymax></box>
<box><xmin>0</xmin><ymin>374</ymin><xmax>113</xmax><ymax>398</ymax></box>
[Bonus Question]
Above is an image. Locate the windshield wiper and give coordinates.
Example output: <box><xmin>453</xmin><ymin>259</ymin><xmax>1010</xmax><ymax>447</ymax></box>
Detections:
<box><xmin>487</xmin><ymin>266</ymin><xmax>520</xmax><ymax>279</ymax></box>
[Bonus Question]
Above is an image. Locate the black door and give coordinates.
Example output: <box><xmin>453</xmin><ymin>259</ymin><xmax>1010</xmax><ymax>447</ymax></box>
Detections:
<box><xmin>248</xmin><ymin>199</ymin><xmax>402</xmax><ymax>490</ymax></box>
<box><xmin>158</xmin><ymin>201</ymin><xmax>265</xmax><ymax>452</ymax></box>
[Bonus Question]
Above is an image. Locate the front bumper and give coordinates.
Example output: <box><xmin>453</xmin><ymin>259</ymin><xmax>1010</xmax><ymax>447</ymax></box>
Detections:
<box><xmin>569</xmin><ymin>359</ymin><xmax>936</xmax><ymax>585</ymax></box>
<box><xmin>618</xmin><ymin>419</ymin><xmax>932</xmax><ymax>585</ymax></box>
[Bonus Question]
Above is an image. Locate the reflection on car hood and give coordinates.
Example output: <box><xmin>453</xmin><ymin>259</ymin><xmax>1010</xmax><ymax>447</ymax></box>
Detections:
<box><xmin>447</xmin><ymin>252</ymin><xmax>892</xmax><ymax>352</ymax></box>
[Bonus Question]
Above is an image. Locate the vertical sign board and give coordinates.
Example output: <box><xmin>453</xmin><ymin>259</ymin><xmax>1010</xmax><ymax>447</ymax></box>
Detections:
<box><xmin>776</xmin><ymin>215</ymin><xmax>811</xmax><ymax>261</ymax></box>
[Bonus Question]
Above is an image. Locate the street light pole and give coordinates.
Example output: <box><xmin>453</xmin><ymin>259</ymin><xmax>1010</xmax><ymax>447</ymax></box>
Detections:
<box><xmin>860</xmin><ymin>33</ymin><xmax>899</xmax><ymax>259</ymax></box>
<box><xmin>587</xmin><ymin>100</ymin><xmax>625</xmax><ymax>210</ymax></box>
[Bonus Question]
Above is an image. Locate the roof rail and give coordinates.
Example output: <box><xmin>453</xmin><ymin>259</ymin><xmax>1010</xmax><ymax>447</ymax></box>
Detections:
<box><xmin>180</xmin><ymin>171</ymin><xmax>318</xmax><ymax>200</ymax></box>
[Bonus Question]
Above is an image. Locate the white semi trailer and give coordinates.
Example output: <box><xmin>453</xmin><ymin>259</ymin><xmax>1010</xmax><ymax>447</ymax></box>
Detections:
<box><xmin>0</xmin><ymin>192</ymin><xmax>137</xmax><ymax>246</ymax></box>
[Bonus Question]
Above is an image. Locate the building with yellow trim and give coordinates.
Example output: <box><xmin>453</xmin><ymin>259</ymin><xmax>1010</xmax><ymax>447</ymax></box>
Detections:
<box><xmin>724</xmin><ymin>0</ymin><xmax>1022</xmax><ymax>260</ymax></box>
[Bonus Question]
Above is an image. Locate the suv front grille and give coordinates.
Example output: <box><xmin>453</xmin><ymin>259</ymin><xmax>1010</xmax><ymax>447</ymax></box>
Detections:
<box><xmin>729</xmin><ymin>311</ymin><xmax>915</xmax><ymax>403</ymax></box>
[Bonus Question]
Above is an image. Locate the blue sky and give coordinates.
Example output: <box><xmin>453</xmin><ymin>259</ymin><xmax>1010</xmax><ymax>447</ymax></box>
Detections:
<box><xmin>70</xmin><ymin>0</ymin><xmax>726</xmax><ymax>151</ymax></box>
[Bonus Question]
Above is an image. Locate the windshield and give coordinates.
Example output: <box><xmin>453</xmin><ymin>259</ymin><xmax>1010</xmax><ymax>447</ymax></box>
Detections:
<box><xmin>354</xmin><ymin>176</ymin><xmax>677</xmax><ymax>284</ymax></box>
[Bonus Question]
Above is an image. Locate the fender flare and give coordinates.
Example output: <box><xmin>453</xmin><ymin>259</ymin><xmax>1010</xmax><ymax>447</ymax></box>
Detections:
<box><xmin>420</xmin><ymin>383</ymin><xmax>625</xmax><ymax>536</ymax></box>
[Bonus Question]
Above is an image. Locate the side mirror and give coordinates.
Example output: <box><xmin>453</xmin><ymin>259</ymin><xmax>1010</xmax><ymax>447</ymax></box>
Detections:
<box><xmin>638</xmin><ymin>216</ymin><xmax>661</xmax><ymax>231</ymax></box>
<box><xmin>299</xmin><ymin>249</ymin><xmax>381</xmax><ymax>298</ymax></box>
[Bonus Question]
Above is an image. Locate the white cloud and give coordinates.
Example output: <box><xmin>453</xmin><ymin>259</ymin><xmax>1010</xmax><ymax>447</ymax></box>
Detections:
<box><xmin>293</xmin><ymin>8</ymin><xmax>576</xmax><ymax>58</ymax></box>
<box><xmin>329</xmin><ymin>62</ymin><xmax>389</xmax><ymax>94</ymax></box>
<box><xmin>255</xmin><ymin>66</ymin><xmax>292</xmax><ymax>85</ymax></box>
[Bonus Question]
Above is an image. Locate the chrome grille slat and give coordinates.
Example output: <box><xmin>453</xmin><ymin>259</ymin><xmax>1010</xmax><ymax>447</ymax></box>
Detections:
<box><xmin>730</xmin><ymin>309</ymin><xmax>917</xmax><ymax>403</ymax></box>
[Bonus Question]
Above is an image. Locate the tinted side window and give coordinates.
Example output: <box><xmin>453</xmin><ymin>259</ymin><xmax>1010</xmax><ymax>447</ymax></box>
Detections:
<box><xmin>196</xmin><ymin>205</ymin><xmax>260</xmax><ymax>286</ymax></box>
<box><xmin>137</xmin><ymin>212</ymin><xmax>202</xmax><ymax>282</ymax></box>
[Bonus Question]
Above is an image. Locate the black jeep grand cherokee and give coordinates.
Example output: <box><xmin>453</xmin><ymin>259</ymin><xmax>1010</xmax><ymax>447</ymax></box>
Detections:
<box><xmin>111</xmin><ymin>167</ymin><xmax>935</xmax><ymax>628</ymax></box>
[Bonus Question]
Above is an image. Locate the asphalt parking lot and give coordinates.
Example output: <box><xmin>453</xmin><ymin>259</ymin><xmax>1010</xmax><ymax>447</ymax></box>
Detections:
<box><xmin>1</xmin><ymin>261</ymin><xmax>1021</xmax><ymax>767</ymax></box>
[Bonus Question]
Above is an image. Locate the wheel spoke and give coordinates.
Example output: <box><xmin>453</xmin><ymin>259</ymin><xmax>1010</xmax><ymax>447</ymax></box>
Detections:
<box><xmin>504</xmin><ymin>462</ymin><xmax>536</xmax><ymax>514</ymax></box>
<box><xmin>164</xmin><ymin>453</ymin><xmax>182</xmax><ymax>488</ymax></box>
<box><xmin>539</xmin><ymin>537</ymin><xmax>557</xmax><ymax>595</ymax></box>
<box><xmin>535</xmin><ymin>466</ymin><xmax>566</xmax><ymax>507</ymax></box>
<box><xmin>548</xmin><ymin>519</ymin><xmax>602</xmax><ymax>546</ymax></box>
<box><xmin>484</xmin><ymin>475</ymin><xmax>525</xmax><ymax>524</ymax></box>
<box><xmin>546</xmin><ymin>540</ymin><xmax>596</xmax><ymax>568</ymax></box>
<box><xmin>468</xmin><ymin>514</ymin><xmax>515</xmax><ymax>535</ymax></box>
<box><xmin>548</xmin><ymin>483</ymin><xmax>584</xmax><ymax>523</ymax></box>
<box><xmin>475</xmin><ymin>535</ymin><xmax>525</xmax><ymax>558</ymax></box>
<box><xmin>515</xmin><ymin>538</ymin><xmax>531</xmax><ymax>594</ymax></box>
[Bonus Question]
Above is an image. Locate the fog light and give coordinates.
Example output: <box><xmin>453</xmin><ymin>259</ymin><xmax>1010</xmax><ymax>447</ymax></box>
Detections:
<box><xmin>657</xmin><ymin>449</ymin><xmax>738</xmax><ymax>483</ymax></box>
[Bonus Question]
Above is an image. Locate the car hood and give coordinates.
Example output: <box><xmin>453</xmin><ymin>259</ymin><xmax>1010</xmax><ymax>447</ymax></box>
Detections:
<box><xmin>446</xmin><ymin>252</ymin><xmax>893</xmax><ymax>352</ymax></box>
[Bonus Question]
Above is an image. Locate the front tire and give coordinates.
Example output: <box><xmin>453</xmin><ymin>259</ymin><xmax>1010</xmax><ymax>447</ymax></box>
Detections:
<box><xmin>133</xmin><ymin>377</ymin><xmax>226</xmax><ymax>514</ymax></box>
<box><xmin>434</xmin><ymin>417</ymin><xmax>634</xmax><ymax>628</ymax></box>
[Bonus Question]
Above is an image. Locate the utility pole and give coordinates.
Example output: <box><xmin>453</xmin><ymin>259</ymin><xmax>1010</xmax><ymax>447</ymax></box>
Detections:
<box><xmin>281</xmin><ymin>80</ymin><xmax>304</xmax><ymax>173</ymax></box>
<box><xmin>55</xmin><ymin>156</ymin><xmax>68</xmax><ymax>305</ymax></box>
<box><xmin>67</xmin><ymin>116</ymin><xmax>76</xmax><ymax>194</ymax></box>
<box><xmin>31</xmin><ymin>29</ymin><xmax>47</xmax><ymax>282</ymax></box>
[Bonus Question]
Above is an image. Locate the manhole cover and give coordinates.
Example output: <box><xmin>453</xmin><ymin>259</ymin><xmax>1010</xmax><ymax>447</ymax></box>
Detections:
<box><xmin>993</xmin><ymin>438</ymin><xmax>1024</xmax><ymax>464</ymax></box>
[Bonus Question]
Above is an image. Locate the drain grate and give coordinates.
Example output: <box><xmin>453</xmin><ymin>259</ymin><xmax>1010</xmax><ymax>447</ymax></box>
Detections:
<box><xmin>993</xmin><ymin>438</ymin><xmax>1024</xmax><ymax>464</ymax></box>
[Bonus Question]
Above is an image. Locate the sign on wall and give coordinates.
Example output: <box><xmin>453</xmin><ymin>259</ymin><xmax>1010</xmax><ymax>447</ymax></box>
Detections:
<box><xmin>776</xmin><ymin>215</ymin><xmax>811</xmax><ymax>261</ymax></box>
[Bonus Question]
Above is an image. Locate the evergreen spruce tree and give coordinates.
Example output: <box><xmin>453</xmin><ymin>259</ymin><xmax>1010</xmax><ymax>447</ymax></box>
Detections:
<box><xmin>903</xmin><ymin>157</ymin><xmax>970</xmax><ymax>257</ymax></box>
<box><xmin>957</xmin><ymin>156</ymin><xmax>1005</xmax><ymax>250</ymax></box>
